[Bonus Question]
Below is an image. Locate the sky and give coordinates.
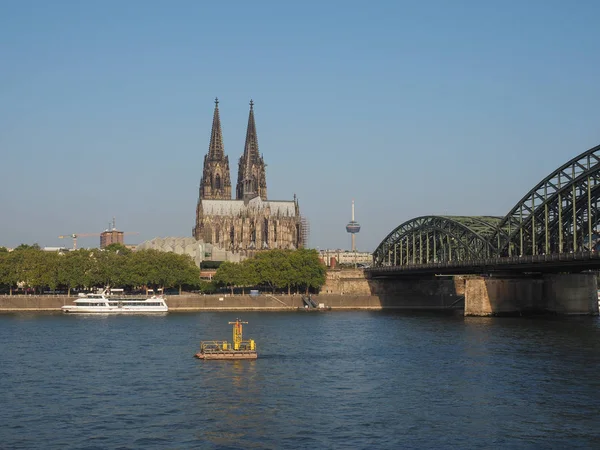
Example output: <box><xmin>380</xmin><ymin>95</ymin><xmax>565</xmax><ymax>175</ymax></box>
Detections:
<box><xmin>2</xmin><ymin>1</ymin><xmax>600</xmax><ymax>252</ymax></box>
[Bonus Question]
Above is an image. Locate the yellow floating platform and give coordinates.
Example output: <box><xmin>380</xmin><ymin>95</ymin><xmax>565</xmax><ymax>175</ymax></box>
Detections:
<box><xmin>194</xmin><ymin>350</ymin><xmax>257</xmax><ymax>360</ymax></box>
<box><xmin>195</xmin><ymin>319</ymin><xmax>258</xmax><ymax>360</ymax></box>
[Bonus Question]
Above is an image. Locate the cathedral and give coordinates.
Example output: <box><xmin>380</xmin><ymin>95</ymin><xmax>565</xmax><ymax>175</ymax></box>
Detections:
<box><xmin>193</xmin><ymin>99</ymin><xmax>305</xmax><ymax>254</ymax></box>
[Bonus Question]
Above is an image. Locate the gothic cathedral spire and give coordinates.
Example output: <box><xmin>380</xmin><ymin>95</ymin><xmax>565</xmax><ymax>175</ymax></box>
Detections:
<box><xmin>236</xmin><ymin>99</ymin><xmax>267</xmax><ymax>201</ymax></box>
<box><xmin>199</xmin><ymin>97</ymin><xmax>232</xmax><ymax>200</ymax></box>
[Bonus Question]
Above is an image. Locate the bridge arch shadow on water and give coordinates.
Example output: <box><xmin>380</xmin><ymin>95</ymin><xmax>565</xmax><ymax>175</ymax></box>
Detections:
<box><xmin>372</xmin><ymin>143</ymin><xmax>600</xmax><ymax>270</ymax></box>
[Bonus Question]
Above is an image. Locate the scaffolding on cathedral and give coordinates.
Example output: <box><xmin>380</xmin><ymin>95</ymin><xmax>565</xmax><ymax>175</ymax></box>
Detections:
<box><xmin>301</xmin><ymin>216</ymin><xmax>310</xmax><ymax>248</ymax></box>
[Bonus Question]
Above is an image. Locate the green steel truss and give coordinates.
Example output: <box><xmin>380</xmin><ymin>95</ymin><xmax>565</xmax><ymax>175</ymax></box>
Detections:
<box><xmin>373</xmin><ymin>143</ymin><xmax>600</xmax><ymax>267</ymax></box>
<box><xmin>372</xmin><ymin>216</ymin><xmax>502</xmax><ymax>267</ymax></box>
<box><xmin>492</xmin><ymin>144</ymin><xmax>600</xmax><ymax>256</ymax></box>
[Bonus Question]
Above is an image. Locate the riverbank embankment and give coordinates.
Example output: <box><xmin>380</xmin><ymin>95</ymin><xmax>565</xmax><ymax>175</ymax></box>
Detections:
<box><xmin>0</xmin><ymin>292</ymin><xmax>461</xmax><ymax>312</ymax></box>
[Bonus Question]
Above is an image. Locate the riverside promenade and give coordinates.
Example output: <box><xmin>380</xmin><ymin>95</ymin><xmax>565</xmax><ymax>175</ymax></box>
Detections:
<box><xmin>0</xmin><ymin>293</ymin><xmax>388</xmax><ymax>312</ymax></box>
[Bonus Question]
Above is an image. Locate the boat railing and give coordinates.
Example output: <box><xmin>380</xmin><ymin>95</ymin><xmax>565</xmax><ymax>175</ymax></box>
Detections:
<box><xmin>106</xmin><ymin>294</ymin><xmax>164</xmax><ymax>300</ymax></box>
<box><xmin>200</xmin><ymin>340</ymin><xmax>256</xmax><ymax>353</ymax></box>
<box><xmin>200</xmin><ymin>341</ymin><xmax>230</xmax><ymax>352</ymax></box>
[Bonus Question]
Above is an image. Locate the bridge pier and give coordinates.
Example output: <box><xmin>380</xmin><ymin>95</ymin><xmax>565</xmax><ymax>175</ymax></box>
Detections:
<box><xmin>464</xmin><ymin>274</ymin><xmax>598</xmax><ymax>316</ymax></box>
<box><xmin>368</xmin><ymin>277</ymin><xmax>463</xmax><ymax>309</ymax></box>
<box><xmin>542</xmin><ymin>274</ymin><xmax>599</xmax><ymax>315</ymax></box>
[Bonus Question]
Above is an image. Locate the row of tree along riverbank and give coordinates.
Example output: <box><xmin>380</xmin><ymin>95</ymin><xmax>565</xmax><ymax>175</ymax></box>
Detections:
<box><xmin>0</xmin><ymin>245</ymin><xmax>327</xmax><ymax>296</ymax></box>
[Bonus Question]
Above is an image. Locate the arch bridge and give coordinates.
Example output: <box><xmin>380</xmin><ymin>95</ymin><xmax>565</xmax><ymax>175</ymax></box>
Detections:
<box><xmin>373</xmin><ymin>144</ymin><xmax>600</xmax><ymax>269</ymax></box>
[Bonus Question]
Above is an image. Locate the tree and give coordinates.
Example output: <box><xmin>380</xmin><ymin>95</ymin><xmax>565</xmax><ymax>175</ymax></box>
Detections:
<box><xmin>252</xmin><ymin>251</ymin><xmax>284</xmax><ymax>293</ymax></box>
<box><xmin>13</xmin><ymin>248</ymin><xmax>43</xmax><ymax>294</ymax></box>
<box><xmin>103</xmin><ymin>243</ymin><xmax>132</xmax><ymax>255</ymax></box>
<box><xmin>198</xmin><ymin>280</ymin><xmax>216</xmax><ymax>294</ymax></box>
<box><xmin>252</xmin><ymin>249</ymin><xmax>294</xmax><ymax>293</ymax></box>
<box><xmin>0</xmin><ymin>247</ymin><xmax>204</xmax><ymax>296</ymax></box>
<box><xmin>0</xmin><ymin>251</ymin><xmax>10</xmax><ymax>293</ymax></box>
<box><xmin>86</xmin><ymin>249</ymin><xmax>128</xmax><ymax>289</ymax></box>
<box><xmin>59</xmin><ymin>250</ymin><xmax>95</xmax><ymax>295</ymax></box>
<box><xmin>5</xmin><ymin>250</ymin><xmax>26</xmax><ymax>295</ymax></box>
<box><xmin>291</xmin><ymin>249</ymin><xmax>326</xmax><ymax>294</ymax></box>
<box><xmin>238</xmin><ymin>259</ymin><xmax>259</xmax><ymax>295</ymax></box>
<box><xmin>128</xmin><ymin>250</ymin><xmax>153</xmax><ymax>289</ymax></box>
<box><xmin>213</xmin><ymin>261</ymin><xmax>242</xmax><ymax>295</ymax></box>
<box><xmin>168</xmin><ymin>253</ymin><xmax>201</xmax><ymax>294</ymax></box>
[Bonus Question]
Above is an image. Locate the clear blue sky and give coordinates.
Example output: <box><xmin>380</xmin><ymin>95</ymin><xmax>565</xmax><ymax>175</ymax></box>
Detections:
<box><xmin>2</xmin><ymin>0</ymin><xmax>600</xmax><ymax>251</ymax></box>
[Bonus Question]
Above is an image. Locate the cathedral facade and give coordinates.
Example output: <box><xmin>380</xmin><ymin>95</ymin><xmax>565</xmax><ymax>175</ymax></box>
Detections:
<box><xmin>193</xmin><ymin>99</ymin><xmax>305</xmax><ymax>254</ymax></box>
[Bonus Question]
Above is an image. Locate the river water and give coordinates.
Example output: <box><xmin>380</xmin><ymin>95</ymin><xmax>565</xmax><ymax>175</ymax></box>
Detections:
<box><xmin>1</xmin><ymin>311</ymin><xmax>599</xmax><ymax>449</ymax></box>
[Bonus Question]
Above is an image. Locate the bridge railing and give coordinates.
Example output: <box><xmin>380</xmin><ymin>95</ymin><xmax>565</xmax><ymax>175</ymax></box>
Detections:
<box><xmin>367</xmin><ymin>251</ymin><xmax>600</xmax><ymax>274</ymax></box>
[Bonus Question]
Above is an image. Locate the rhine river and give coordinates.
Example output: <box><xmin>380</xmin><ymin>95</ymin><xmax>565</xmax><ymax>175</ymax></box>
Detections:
<box><xmin>1</xmin><ymin>311</ymin><xmax>599</xmax><ymax>449</ymax></box>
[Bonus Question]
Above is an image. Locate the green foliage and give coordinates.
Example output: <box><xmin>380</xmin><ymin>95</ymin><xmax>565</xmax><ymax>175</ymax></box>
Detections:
<box><xmin>103</xmin><ymin>243</ymin><xmax>132</xmax><ymax>255</ymax></box>
<box><xmin>198</xmin><ymin>280</ymin><xmax>217</xmax><ymax>294</ymax></box>
<box><xmin>0</xmin><ymin>251</ymin><xmax>10</xmax><ymax>292</ymax></box>
<box><xmin>212</xmin><ymin>249</ymin><xmax>326</xmax><ymax>294</ymax></box>
<box><xmin>200</xmin><ymin>260</ymin><xmax>223</xmax><ymax>269</ymax></box>
<box><xmin>0</xmin><ymin>247</ymin><xmax>326</xmax><ymax>295</ymax></box>
<box><xmin>212</xmin><ymin>261</ymin><xmax>241</xmax><ymax>294</ymax></box>
<box><xmin>60</xmin><ymin>250</ymin><xmax>95</xmax><ymax>294</ymax></box>
<box><xmin>291</xmin><ymin>249</ymin><xmax>327</xmax><ymax>293</ymax></box>
<box><xmin>14</xmin><ymin>243</ymin><xmax>41</xmax><ymax>251</ymax></box>
<box><xmin>0</xmin><ymin>247</ymin><xmax>201</xmax><ymax>294</ymax></box>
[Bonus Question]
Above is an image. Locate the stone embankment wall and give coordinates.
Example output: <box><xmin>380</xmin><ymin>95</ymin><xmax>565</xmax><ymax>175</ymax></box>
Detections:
<box><xmin>463</xmin><ymin>278</ymin><xmax>545</xmax><ymax>316</ymax></box>
<box><xmin>367</xmin><ymin>277</ymin><xmax>463</xmax><ymax>309</ymax></box>
<box><xmin>0</xmin><ymin>292</ymin><xmax>457</xmax><ymax>312</ymax></box>
<box><xmin>0</xmin><ymin>295</ymin><xmax>72</xmax><ymax>311</ymax></box>
<box><xmin>464</xmin><ymin>273</ymin><xmax>599</xmax><ymax>316</ymax></box>
<box><xmin>166</xmin><ymin>294</ymin><xmax>386</xmax><ymax>310</ymax></box>
<box><xmin>322</xmin><ymin>269</ymin><xmax>372</xmax><ymax>295</ymax></box>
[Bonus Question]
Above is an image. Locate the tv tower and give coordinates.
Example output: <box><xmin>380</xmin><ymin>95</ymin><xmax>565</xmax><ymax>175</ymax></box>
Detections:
<box><xmin>345</xmin><ymin>199</ymin><xmax>361</xmax><ymax>251</ymax></box>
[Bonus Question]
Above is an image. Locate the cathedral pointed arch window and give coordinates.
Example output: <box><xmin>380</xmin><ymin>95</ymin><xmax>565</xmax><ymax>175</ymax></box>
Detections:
<box><xmin>263</xmin><ymin>218</ymin><xmax>269</xmax><ymax>249</ymax></box>
<box><xmin>215</xmin><ymin>224</ymin><xmax>221</xmax><ymax>244</ymax></box>
<box><xmin>215</xmin><ymin>174</ymin><xmax>221</xmax><ymax>190</ymax></box>
<box><xmin>203</xmin><ymin>224</ymin><xmax>213</xmax><ymax>244</ymax></box>
<box><xmin>230</xmin><ymin>225</ymin><xmax>235</xmax><ymax>248</ymax></box>
<box><xmin>250</xmin><ymin>221</ymin><xmax>256</xmax><ymax>248</ymax></box>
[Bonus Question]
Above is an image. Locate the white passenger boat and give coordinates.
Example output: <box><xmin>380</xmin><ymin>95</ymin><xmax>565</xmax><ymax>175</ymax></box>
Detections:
<box><xmin>61</xmin><ymin>289</ymin><xmax>168</xmax><ymax>314</ymax></box>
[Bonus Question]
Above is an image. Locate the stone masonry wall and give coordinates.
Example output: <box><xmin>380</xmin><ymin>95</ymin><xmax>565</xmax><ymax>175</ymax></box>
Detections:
<box><xmin>321</xmin><ymin>269</ymin><xmax>372</xmax><ymax>295</ymax></box>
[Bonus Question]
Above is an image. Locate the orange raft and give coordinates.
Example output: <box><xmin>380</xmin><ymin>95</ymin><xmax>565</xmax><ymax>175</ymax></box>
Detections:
<box><xmin>194</xmin><ymin>319</ymin><xmax>258</xmax><ymax>360</ymax></box>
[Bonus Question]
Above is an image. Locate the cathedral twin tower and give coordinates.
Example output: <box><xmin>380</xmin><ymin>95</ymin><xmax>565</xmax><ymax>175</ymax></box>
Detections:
<box><xmin>199</xmin><ymin>98</ymin><xmax>267</xmax><ymax>202</ymax></box>
<box><xmin>193</xmin><ymin>99</ymin><xmax>304</xmax><ymax>253</ymax></box>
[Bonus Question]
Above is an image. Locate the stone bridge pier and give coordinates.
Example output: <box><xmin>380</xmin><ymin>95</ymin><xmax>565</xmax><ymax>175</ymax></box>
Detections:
<box><xmin>367</xmin><ymin>276</ymin><xmax>466</xmax><ymax>310</ymax></box>
<box><xmin>463</xmin><ymin>273</ymin><xmax>599</xmax><ymax>316</ymax></box>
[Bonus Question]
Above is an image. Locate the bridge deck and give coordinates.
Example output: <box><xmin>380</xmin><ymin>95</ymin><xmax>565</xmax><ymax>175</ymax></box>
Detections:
<box><xmin>367</xmin><ymin>251</ymin><xmax>600</xmax><ymax>277</ymax></box>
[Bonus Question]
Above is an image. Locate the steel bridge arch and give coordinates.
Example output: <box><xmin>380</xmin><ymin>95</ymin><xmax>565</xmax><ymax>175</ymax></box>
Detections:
<box><xmin>372</xmin><ymin>143</ymin><xmax>600</xmax><ymax>268</ymax></box>
<box><xmin>372</xmin><ymin>215</ymin><xmax>502</xmax><ymax>267</ymax></box>
<box><xmin>492</xmin><ymin>143</ymin><xmax>600</xmax><ymax>257</ymax></box>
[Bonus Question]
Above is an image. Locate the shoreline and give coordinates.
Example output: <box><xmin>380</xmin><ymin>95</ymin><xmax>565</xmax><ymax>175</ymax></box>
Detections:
<box><xmin>0</xmin><ymin>293</ymin><xmax>463</xmax><ymax>312</ymax></box>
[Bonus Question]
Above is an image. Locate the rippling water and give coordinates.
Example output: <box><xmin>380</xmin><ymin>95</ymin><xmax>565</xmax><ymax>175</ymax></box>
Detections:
<box><xmin>1</xmin><ymin>311</ymin><xmax>599</xmax><ymax>449</ymax></box>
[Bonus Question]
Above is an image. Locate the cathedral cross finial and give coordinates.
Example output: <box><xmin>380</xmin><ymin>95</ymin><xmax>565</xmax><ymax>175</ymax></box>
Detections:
<box><xmin>249</xmin><ymin>99</ymin><xmax>254</xmax><ymax>109</ymax></box>
<box><xmin>215</xmin><ymin>97</ymin><xmax>219</xmax><ymax>106</ymax></box>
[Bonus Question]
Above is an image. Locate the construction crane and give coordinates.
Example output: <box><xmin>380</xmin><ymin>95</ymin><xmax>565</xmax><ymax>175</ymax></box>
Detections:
<box><xmin>59</xmin><ymin>218</ymin><xmax>139</xmax><ymax>250</ymax></box>
<box><xmin>58</xmin><ymin>233</ymin><xmax>101</xmax><ymax>250</ymax></box>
